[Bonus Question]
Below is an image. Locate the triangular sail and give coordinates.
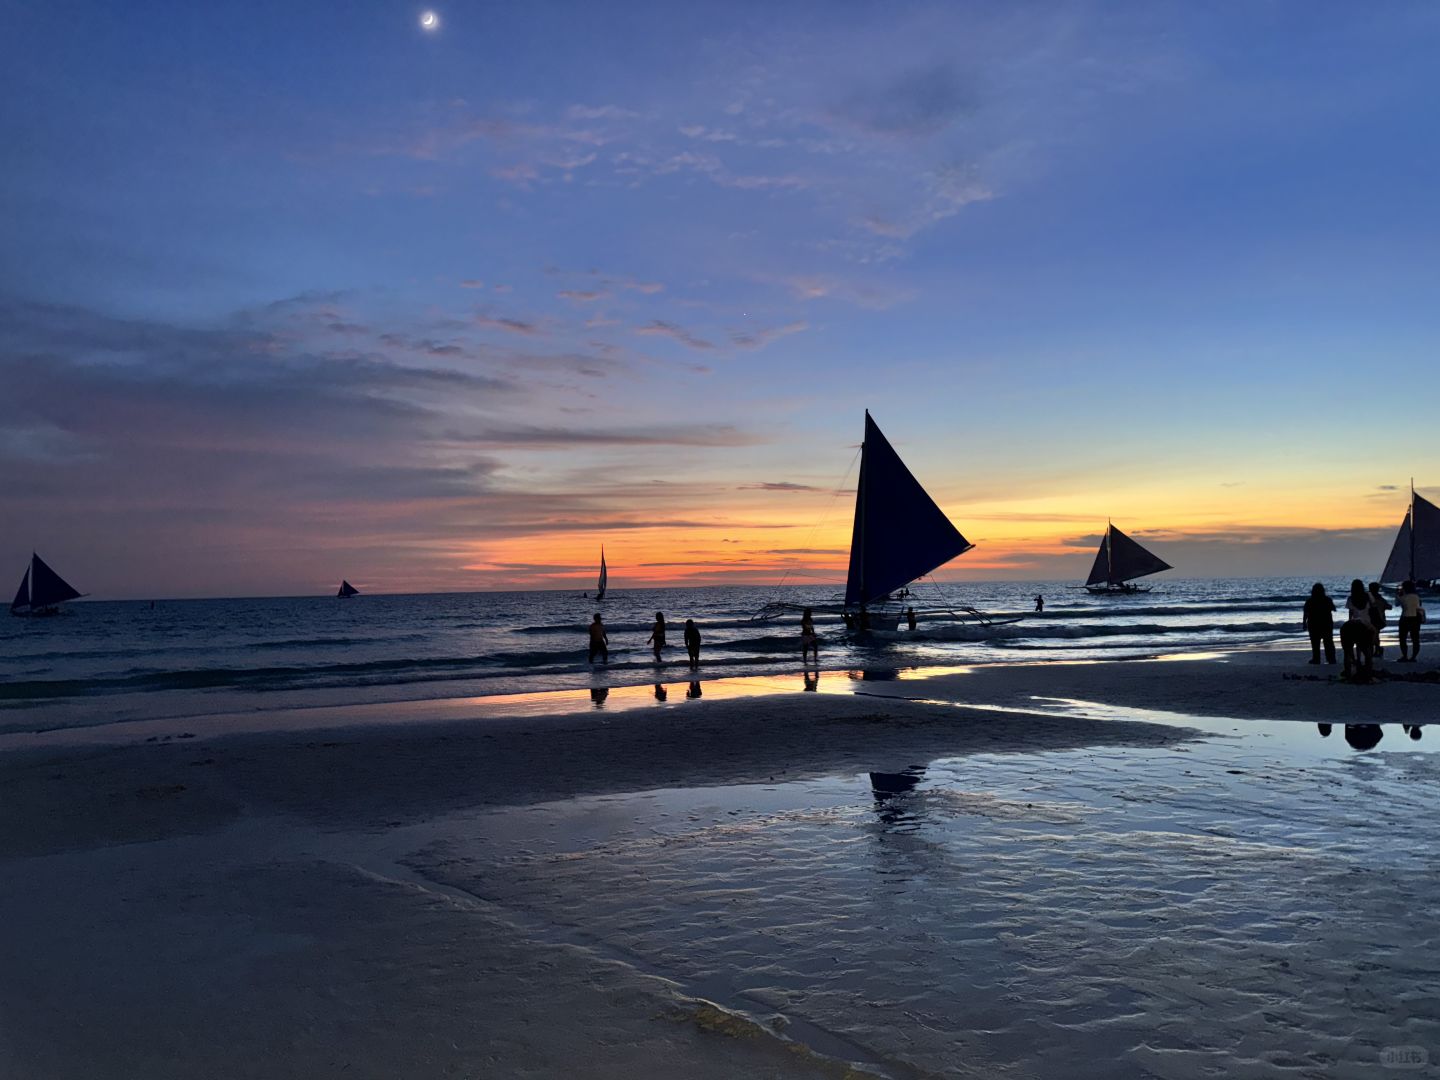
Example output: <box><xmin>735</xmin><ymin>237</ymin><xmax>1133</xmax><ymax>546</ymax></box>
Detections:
<box><xmin>28</xmin><ymin>553</ymin><xmax>81</xmax><ymax>608</ymax></box>
<box><xmin>844</xmin><ymin>412</ymin><xmax>972</xmax><ymax>608</ymax></box>
<box><xmin>1381</xmin><ymin>513</ymin><xmax>1413</xmax><ymax>584</ymax></box>
<box><xmin>1086</xmin><ymin>524</ymin><xmax>1170</xmax><ymax>586</ymax></box>
<box><xmin>338</xmin><ymin>580</ymin><xmax>359</xmax><ymax>597</ymax></box>
<box><xmin>1383</xmin><ymin>492</ymin><xmax>1440</xmax><ymax>583</ymax></box>
<box><xmin>11</xmin><ymin>567</ymin><xmax>30</xmax><ymax>612</ymax></box>
<box><xmin>1412</xmin><ymin>494</ymin><xmax>1440</xmax><ymax>581</ymax></box>
<box><xmin>596</xmin><ymin>547</ymin><xmax>607</xmax><ymax>600</ymax></box>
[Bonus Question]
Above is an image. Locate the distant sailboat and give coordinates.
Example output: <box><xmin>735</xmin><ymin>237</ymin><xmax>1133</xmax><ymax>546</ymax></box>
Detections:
<box><xmin>595</xmin><ymin>546</ymin><xmax>608</xmax><ymax>601</ymax></box>
<box><xmin>10</xmin><ymin>552</ymin><xmax>84</xmax><ymax>616</ymax></box>
<box><xmin>1084</xmin><ymin>523</ymin><xmax>1171</xmax><ymax>594</ymax></box>
<box><xmin>337</xmin><ymin>580</ymin><xmax>359</xmax><ymax>598</ymax></box>
<box><xmin>1380</xmin><ymin>482</ymin><xmax>1440</xmax><ymax>586</ymax></box>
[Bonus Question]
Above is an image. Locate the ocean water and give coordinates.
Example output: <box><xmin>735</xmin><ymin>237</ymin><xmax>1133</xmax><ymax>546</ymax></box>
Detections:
<box><xmin>0</xmin><ymin>577</ymin><xmax>1415</xmax><ymax>731</ymax></box>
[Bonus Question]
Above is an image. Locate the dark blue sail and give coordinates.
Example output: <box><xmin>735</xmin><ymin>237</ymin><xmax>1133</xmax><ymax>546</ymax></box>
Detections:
<box><xmin>1085</xmin><ymin>524</ymin><xmax>1171</xmax><ymax>586</ymax></box>
<box><xmin>1381</xmin><ymin>491</ymin><xmax>1440</xmax><ymax>583</ymax></box>
<box><xmin>28</xmin><ymin>553</ymin><xmax>82</xmax><ymax>608</ymax></box>
<box><xmin>844</xmin><ymin>412</ymin><xmax>972</xmax><ymax>608</ymax></box>
<box><xmin>337</xmin><ymin>580</ymin><xmax>359</xmax><ymax>598</ymax></box>
<box><xmin>11</xmin><ymin>566</ymin><xmax>30</xmax><ymax>612</ymax></box>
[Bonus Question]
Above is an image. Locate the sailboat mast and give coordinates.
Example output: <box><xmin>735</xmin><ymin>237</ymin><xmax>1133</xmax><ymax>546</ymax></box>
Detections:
<box><xmin>857</xmin><ymin>411</ymin><xmax>869</xmax><ymax>605</ymax></box>
<box><xmin>1410</xmin><ymin>479</ymin><xmax>1417</xmax><ymax>583</ymax></box>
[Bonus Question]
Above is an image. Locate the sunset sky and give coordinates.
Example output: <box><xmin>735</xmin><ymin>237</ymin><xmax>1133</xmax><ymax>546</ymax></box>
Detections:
<box><xmin>4</xmin><ymin>1</ymin><xmax>1438</xmax><ymax>597</ymax></box>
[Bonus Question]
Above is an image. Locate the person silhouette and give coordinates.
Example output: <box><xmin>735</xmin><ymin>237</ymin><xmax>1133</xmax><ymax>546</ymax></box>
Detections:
<box><xmin>1341</xmin><ymin>580</ymin><xmax>1374</xmax><ymax>678</ymax></box>
<box><xmin>647</xmin><ymin>611</ymin><xmax>666</xmax><ymax>662</ymax></box>
<box><xmin>1397</xmin><ymin>580</ymin><xmax>1423</xmax><ymax>662</ymax></box>
<box><xmin>683</xmin><ymin>619</ymin><xmax>701</xmax><ymax>668</ymax></box>
<box><xmin>1034</xmin><ymin>595</ymin><xmax>1044</xmax><ymax>612</ymax></box>
<box><xmin>906</xmin><ymin>607</ymin><xmax>917</xmax><ymax>631</ymax></box>
<box><xmin>1303</xmin><ymin>583</ymin><xmax>1337</xmax><ymax>665</ymax></box>
<box><xmin>800</xmin><ymin>607</ymin><xmax>818</xmax><ymax>664</ymax></box>
<box><xmin>588</xmin><ymin>613</ymin><xmax>608</xmax><ymax>664</ymax></box>
<box><xmin>1344</xmin><ymin>724</ymin><xmax>1383</xmax><ymax>751</ymax></box>
<box><xmin>1368</xmin><ymin>582</ymin><xmax>1392</xmax><ymax>659</ymax></box>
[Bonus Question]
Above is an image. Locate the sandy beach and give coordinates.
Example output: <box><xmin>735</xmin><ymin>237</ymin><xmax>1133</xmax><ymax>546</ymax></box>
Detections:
<box><xmin>2</xmin><ymin>651</ymin><xmax>1438</xmax><ymax>1079</ymax></box>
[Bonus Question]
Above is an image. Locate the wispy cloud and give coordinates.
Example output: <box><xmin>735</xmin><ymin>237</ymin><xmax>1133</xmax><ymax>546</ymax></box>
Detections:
<box><xmin>634</xmin><ymin>320</ymin><xmax>715</xmax><ymax>351</ymax></box>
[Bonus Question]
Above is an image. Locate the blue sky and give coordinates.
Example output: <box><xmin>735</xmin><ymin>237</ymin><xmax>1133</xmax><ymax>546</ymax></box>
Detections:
<box><xmin>3</xmin><ymin>1</ymin><xmax>1438</xmax><ymax>596</ymax></box>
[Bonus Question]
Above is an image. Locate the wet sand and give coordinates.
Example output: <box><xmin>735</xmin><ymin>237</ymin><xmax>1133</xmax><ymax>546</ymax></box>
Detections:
<box><xmin>1</xmin><ymin>651</ymin><xmax>1437</xmax><ymax>1078</ymax></box>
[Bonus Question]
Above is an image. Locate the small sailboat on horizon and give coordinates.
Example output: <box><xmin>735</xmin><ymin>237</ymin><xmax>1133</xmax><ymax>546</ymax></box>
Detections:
<box><xmin>337</xmin><ymin>580</ymin><xmax>359</xmax><ymax>598</ymax></box>
<box><xmin>1083</xmin><ymin>522</ymin><xmax>1172</xmax><ymax>595</ymax></box>
<box><xmin>10</xmin><ymin>552</ymin><xmax>85</xmax><ymax>616</ymax></box>
<box><xmin>1379</xmin><ymin>481</ymin><xmax>1440</xmax><ymax>588</ymax></box>
<box><xmin>595</xmin><ymin>546</ymin><xmax>608</xmax><ymax>600</ymax></box>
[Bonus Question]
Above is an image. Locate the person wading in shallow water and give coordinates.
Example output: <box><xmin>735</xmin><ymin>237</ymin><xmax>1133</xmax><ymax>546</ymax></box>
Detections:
<box><xmin>683</xmin><ymin>618</ymin><xmax>701</xmax><ymax>669</ymax></box>
<box><xmin>800</xmin><ymin>607</ymin><xmax>819</xmax><ymax>665</ymax></box>
<box><xmin>1302</xmin><ymin>582</ymin><xmax>1336</xmax><ymax>665</ymax></box>
<box><xmin>647</xmin><ymin>611</ymin><xmax>667</xmax><ymax>662</ymax></box>
<box><xmin>588</xmin><ymin>613</ymin><xmax>608</xmax><ymax>664</ymax></box>
<box><xmin>1034</xmin><ymin>595</ymin><xmax>1044</xmax><ymax>612</ymax></box>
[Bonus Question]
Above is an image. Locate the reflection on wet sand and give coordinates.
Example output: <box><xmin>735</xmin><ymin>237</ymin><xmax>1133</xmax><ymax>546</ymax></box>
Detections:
<box><xmin>868</xmin><ymin>766</ymin><xmax>927</xmax><ymax>829</ymax></box>
<box><xmin>685</xmin><ymin>681</ymin><xmax>702</xmax><ymax>700</ymax></box>
<box><xmin>803</xmin><ymin>669</ymin><xmax>819</xmax><ymax>692</ymax></box>
<box><xmin>653</xmin><ymin>683</ymin><xmax>667</xmax><ymax>702</ymax></box>
<box><xmin>1344</xmin><ymin>724</ymin><xmax>1383</xmax><ymax>751</ymax></box>
<box><xmin>590</xmin><ymin>686</ymin><xmax>609</xmax><ymax>709</ymax></box>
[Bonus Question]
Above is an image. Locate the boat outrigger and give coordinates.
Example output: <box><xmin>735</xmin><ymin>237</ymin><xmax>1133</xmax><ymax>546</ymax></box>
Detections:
<box><xmin>755</xmin><ymin>410</ymin><xmax>1020</xmax><ymax>636</ymax></box>
<box><xmin>1083</xmin><ymin>522</ymin><xmax>1171</xmax><ymax>595</ymax></box>
<box><xmin>10</xmin><ymin>552</ymin><xmax>84</xmax><ymax>616</ymax></box>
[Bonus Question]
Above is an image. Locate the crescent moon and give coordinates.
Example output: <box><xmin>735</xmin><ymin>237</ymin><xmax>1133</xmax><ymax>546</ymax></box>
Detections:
<box><xmin>420</xmin><ymin>10</ymin><xmax>439</xmax><ymax>30</ymax></box>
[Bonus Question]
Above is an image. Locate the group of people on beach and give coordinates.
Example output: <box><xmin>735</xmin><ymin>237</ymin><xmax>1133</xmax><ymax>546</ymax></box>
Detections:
<box><xmin>1303</xmin><ymin>579</ymin><xmax>1425</xmax><ymax>677</ymax></box>
<box><xmin>587</xmin><ymin>611</ymin><xmax>703</xmax><ymax>669</ymax></box>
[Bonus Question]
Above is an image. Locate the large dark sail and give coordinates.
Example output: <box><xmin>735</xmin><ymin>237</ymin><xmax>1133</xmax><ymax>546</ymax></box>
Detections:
<box><xmin>1085</xmin><ymin>524</ymin><xmax>1171</xmax><ymax>586</ymax></box>
<box><xmin>337</xmin><ymin>580</ymin><xmax>359</xmax><ymax>598</ymax></box>
<box><xmin>27</xmin><ymin>553</ymin><xmax>82</xmax><ymax>608</ymax></box>
<box><xmin>11</xmin><ymin>567</ymin><xmax>30</xmax><ymax>612</ymax></box>
<box><xmin>844</xmin><ymin>411</ymin><xmax>972</xmax><ymax>608</ymax></box>
<box><xmin>1380</xmin><ymin>491</ymin><xmax>1440</xmax><ymax>583</ymax></box>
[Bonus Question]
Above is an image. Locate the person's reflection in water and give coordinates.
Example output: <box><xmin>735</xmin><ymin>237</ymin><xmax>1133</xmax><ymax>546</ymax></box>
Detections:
<box><xmin>653</xmin><ymin>683</ymin><xmax>668</xmax><ymax>702</ymax></box>
<box><xmin>686</xmin><ymin>681</ymin><xmax>702</xmax><ymax>699</ymax></box>
<box><xmin>868</xmin><ymin>767</ymin><xmax>926</xmax><ymax>828</ymax></box>
<box><xmin>590</xmin><ymin>686</ymin><xmax>609</xmax><ymax>709</ymax></box>
<box><xmin>1317</xmin><ymin>723</ymin><xmax>1333</xmax><ymax>738</ymax></box>
<box><xmin>1344</xmin><ymin>724</ymin><xmax>1383</xmax><ymax>751</ymax></box>
<box><xmin>802</xmin><ymin>669</ymin><xmax>819</xmax><ymax>692</ymax></box>
<box><xmin>1404</xmin><ymin>724</ymin><xmax>1424</xmax><ymax>741</ymax></box>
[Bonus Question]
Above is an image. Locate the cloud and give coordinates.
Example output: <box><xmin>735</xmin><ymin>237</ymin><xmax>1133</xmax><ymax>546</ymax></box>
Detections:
<box><xmin>634</xmin><ymin>320</ymin><xmax>715</xmax><ymax>351</ymax></box>
<box><xmin>557</xmin><ymin>289</ymin><xmax>607</xmax><ymax>303</ymax></box>
<box><xmin>831</xmin><ymin>64</ymin><xmax>975</xmax><ymax>139</ymax></box>
<box><xmin>445</xmin><ymin>424</ymin><xmax>761</xmax><ymax>449</ymax></box>
<box><xmin>731</xmin><ymin>320</ymin><xmax>807</xmax><ymax>349</ymax></box>
<box><xmin>475</xmin><ymin>314</ymin><xmax>542</xmax><ymax>336</ymax></box>
<box><xmin>740</xmin><ymin>481</ymin><xmax>820</xmax><ymax>491</ymax></box>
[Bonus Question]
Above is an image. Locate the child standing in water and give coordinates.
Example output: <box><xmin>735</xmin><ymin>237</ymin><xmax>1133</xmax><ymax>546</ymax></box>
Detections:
<box><xmin>587</xmin><ymin>613</ymin><xmax>608</xmax><ymax>664</ymax></box>
<box><xmin>800</xmin><ymin>607</ymin><xmax>818</xmax><ymax>665</ymax></box>
<box><xmin>647</xmin><ymin>612</ymin><xmax>667</xmax><ymax>662</ymax></box>
<box><xmin>683</xmin><ymin>619</ymin><xmax>701</xmax><ymax>669</ymax></box>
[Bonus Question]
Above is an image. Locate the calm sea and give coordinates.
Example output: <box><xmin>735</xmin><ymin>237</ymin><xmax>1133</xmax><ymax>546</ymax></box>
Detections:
<box><xmin>0</xmin><ymin>577</ymin><xmax>1387</xmax><ymax>733</ymax></box>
